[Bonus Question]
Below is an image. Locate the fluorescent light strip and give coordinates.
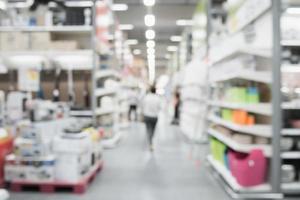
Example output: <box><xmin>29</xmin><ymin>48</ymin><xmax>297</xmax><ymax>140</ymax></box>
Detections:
<box><xmin>112</xmin><ymin>4</ymin><xmax>128</xmax><ymax>11</ymax></box>
<box><xmin>167</xmin><ymin>46</ymin><xmax>178</xmax><ymax>52</ymax></box>
<box><xmin>65</xmin><ymin>1</ymin><xmax>93</xmax><ymax>7</ymax></box>
<box><xmin>145</xmin><ymin>14</ymin><xmax>156</xmax><ymax>27</ymax></box>
<box><xmin>176</xmin><ymin>19</ymin><xmax>194</xmax><ymax>26</ymax></box>
<box><xmin>119</xmin><ymin>24</ymin><xmax>134</xmax><ymax>30</ymax></box>
<box><xmin>126</xmin><ymin>39</ymin><xmax>138</xmax><ymax>45</ymax></box>
<box><xmin>143</xmin><ymin>0</ymin><xmax>156</xmax><ymax>7</ymax></box>
<box><xmin>170</xmin><ymin>36</ymin><xmax>182</xmax><ymax>42</ymax></box>
<box><xmin>133</xmin><ymin>49</ymin><xmax>141</xmax><ymax>55</ymax></box>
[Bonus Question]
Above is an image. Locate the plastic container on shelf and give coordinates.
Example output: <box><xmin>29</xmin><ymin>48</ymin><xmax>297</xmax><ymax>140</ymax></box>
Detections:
<box><xmin>228</xmin><ymin>149</ymin><xmax>267</xmax><ymax>187</ymax></box>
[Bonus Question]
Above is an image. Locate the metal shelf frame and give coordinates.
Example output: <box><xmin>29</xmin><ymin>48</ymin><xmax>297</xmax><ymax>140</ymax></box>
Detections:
<box><xmin>205</xmin><ymin>0</ymin><xmax>288</xmax><ymax>198</ymax></box>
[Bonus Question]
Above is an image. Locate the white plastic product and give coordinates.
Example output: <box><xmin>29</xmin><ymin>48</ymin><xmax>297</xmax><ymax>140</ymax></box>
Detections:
<box><xmin>0</xmin><ymin>189</ymin><xmax>9</xmax><ymax>200</ymax></box>
<box><xmin>6</xmin><ymin>92</ymin><xmax>30</xmax><ymax>122</ymax></box>
<box><xmin>53</xmin><ymin>131</ymin><xmax>93</xmax><ymax>182</ymax></box>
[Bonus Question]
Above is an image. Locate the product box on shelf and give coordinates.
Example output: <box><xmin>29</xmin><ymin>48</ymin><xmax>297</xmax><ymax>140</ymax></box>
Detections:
<box><xmin>53</xmin><ymin>130</ymin><xmax>93</xmax><ymax>182</ymax></box>
<box><xmin>5</xmin><ymin>154</ymin><xmax>55</xmax><ymax>182</ymax></box>
<box><xmin>14</xmin><ymin>137</ymin><xmax>51</xmax><ymax>158</ymax></box>
<box><xmin>49</xmin><ymin>41</ymin><xmax>78</xmax><ymax>51</ymax></box>
<box><xmin>31</xmin><ymin>33</ymin><xmax>51</xmax><ymax>50</ymax></box>
<box><xmin>0</xmin><ymin>32</ymin><xmax>29</xmax><ymax>51</ymax></box>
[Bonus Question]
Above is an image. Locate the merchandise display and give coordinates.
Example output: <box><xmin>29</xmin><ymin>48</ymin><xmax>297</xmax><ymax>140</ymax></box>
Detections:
<box><xmin>1</xmin><ymin>0</ymin><xmax>300</xmax><ymax>199</ymax></box>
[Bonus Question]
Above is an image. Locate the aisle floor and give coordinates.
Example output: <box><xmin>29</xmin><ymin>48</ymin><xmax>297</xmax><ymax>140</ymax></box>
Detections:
<box><xmin>10</xmin><ymin>121</ymin><xmax>230</xmax><ymax>200</ymax></box>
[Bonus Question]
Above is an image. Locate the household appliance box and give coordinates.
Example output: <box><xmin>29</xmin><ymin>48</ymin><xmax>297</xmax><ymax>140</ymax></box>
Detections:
<box><xmin>4</xmin><ymin>154</ymin><xmax>55</xmax><ymax>182</ymax></box>
<box><xmin>14</xmin><ymin>137</ymin><xmax>51</xmax><ymax>158</ymax></box>
<box><xmin>53</xmin><ymin>132</ymin><xmax>93</xmax><ymax>182</ymax></box>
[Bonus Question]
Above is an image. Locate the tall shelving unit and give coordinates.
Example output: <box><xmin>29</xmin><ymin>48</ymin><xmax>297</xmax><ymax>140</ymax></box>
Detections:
<box><xmin>0</xmin><ymin>1</ymin><xmax>123</xmax><ymax>135</ymax></box>
<box><xmin>204</xmin><ymin>0</ymin><xmax>296</xmax><ymax>198</ymax></box>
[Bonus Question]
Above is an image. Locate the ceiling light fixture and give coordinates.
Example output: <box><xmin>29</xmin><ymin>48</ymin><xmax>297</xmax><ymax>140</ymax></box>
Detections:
<box><xmin>125</xmin><ymin>39</ymin><xmax>139</xmax><ymax>45</ymax></box>
<box><xmin>112</xmin><ymin>4</ymin><xmax>128</xmax><ymax>11</ymax></box>
<box><xmin>170</xmin><ymin>36</ymin><xmax>182</xmax><ymax>42</ymax></box>
<box><xmin>143</xmin><ymin>0</ymin><xmax>155</xmax><ymax>7</ymax></box>
<box><xmin>119</xmin><ymin>24</ymin><xmax>134</xmax><ymax>30</ymax></box>
<box><xmin>145</xmin><ymin>14</ymin><xmax>156</xmax><ymax>27</ymax></box>
<box><xmin>147</xmin><ymin>48</ymin><xmax>155</xmax><ymax>55</ymax></box>
<box><xmin>146</xmin><ymin>40</ymin><xmax>156</xmax><ymax>48</ymax></box>
<box><xmin>65</xmin><ymin>1</ymin><xmax>93</xmax><ymax>7</ymax></box>
<box><xmin>167</xmin><ymin>46</ymin><xmax>178</xmax><ymax>52</ymax></box>
<box><xmin>133</xmin><ymin>49</ymin><xmax>142</xmax><ymax>55</ymax></box>
<box><xmin>176</xmin><ymin>19</ymin><xmax>194</xmax><ymax>26</ymax></box>
<box><xmin>145</xmin><ymin>30</ymin><xmax>156</xmax><ymax>40</ymax></box>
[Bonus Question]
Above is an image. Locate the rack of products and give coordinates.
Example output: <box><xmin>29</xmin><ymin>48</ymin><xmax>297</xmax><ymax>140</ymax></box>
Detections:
<box><xmin>204</xmin><ymin>0</ymin><xmax>300</xmax><ymax>198</ymax></box>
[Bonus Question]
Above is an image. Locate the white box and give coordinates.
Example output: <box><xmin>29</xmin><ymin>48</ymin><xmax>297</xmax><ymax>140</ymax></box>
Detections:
<box><xmin>53</xmin><ymin>132</ymin><xmax>93</xmax><ymax>182</ymax></box>
<box><xmin>49</xmin><ymin>41</ymin><xmax>78</xmax><ymax>51</ymax></box>
<box><xmin>0</xmin><ymin>32</ymin><xmax>29</xmax><ymax>51</ymax></box>
<box><xmin>31</xmin><ymin>33</ymin><xmax>51</xmax><ymax>50</ymax></box>
<box><xmin>5</xmin><ymin>155</ymin><xmax>55</xmax><ymax>182</ymax></box>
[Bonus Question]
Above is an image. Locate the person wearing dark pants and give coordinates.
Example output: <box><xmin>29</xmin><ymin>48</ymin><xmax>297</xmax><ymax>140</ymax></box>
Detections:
<box><xmin>144</xmin><ymin>116</ymin><xmax>158</xmax><ymax>147</ymax></box>
<box><xmin>142</xmin><ymin>86</ymin><xmax>161</xmax><ymax>151</ymax></box>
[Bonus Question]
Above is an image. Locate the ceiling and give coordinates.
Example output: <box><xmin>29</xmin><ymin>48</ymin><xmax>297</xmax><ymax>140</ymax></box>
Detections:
<box><xmin>113</xmin><ymin>0</ymin><xmax>199</xmax><ymax>68</ymax></box>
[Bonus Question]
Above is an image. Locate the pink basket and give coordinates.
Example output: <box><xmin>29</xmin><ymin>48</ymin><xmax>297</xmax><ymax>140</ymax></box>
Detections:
<box><xmin>228</xmin><ymin>149</ymin><xmax>267</xmax><ymax>187</ymax></box>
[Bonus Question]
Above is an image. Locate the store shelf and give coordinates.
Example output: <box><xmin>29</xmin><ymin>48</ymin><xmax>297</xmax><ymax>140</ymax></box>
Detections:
<box><xmin>95</xmin><ymin>108</ymin><xmax>115</xmax><ymax>116</ymax></box>
<box><xmin>95</xmin><ymin>70</ymin><xmax>121</xmax><ymax>80</ymax></box>
<box><xmin>208</xmin><ymin>129</ymin><xmax>271</xmax><ymax>156</ymax></box>
<box><xmin>209</xmin><ymin>70</ymin><xmax>271</xmax><ymax>84</ymax></box>
<box><xmin>281</xmin><ymin>40</ymin><xmax>300</xmax><ymax>47</ymax></box>
<box><xmin>211</xmin><ymin>47</ymin><xmax>271</xmax><ymax>66</ymax></box>
<box><xmin>94</xmin><ymin>88</ymin><xmax>117</xmax><ymax>97</ymax></box>
<box><xmin>69</xmin><ymin>110</ymin><xmax>93</xmax><ymax>117</ymax></box>
<box><xmin>282</xmin><ymin>182</ymin><xmax>300</xmax><ymax>194</ymax></box>
<box><xmin>282</xmin><ymin>102</ymin><xmax>300</xmax><ymax>110</ymax></box>
<box><xmin>282</xmin><ymin>128</ymin><xmax>300</xmax><ymax>136</ymax></box>
<box><xmin>209</xmin><ymin>101</ymin><xmax>271</xmax><ymax>116</ymax></box>
<box><xmin>208</xmin><ymin>115</ymin><xmax>272</xmax><ymax>138</ymax></box>
<box><xmin>207</xmin><ymin>155</ymin><xmax>272</xmax><ymax>193</ymax></box>
<box><xmin>281</xmin><ymin>151</ymin><xmax>300</xmax><ymax>159</ymax></box>
<box><xmin>0</xmin><ymin>26</ymin><xmax>92</xmax><ymax>33</ymax></box>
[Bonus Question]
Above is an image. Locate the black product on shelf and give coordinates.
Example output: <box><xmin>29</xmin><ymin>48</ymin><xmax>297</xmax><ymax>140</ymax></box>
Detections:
<box><xmin>83</xmin><ymin>73</ymin><xmax>90</xmax><ymax>108</ymax></box>
<box><xmin>64</xmin><ymin>8</ymin><xmax>85</xmax><ymax>25</ymax></box>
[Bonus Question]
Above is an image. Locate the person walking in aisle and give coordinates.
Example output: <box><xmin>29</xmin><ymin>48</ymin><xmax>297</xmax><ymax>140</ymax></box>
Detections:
<box><xmin>128</xmin><ymin>88</ymin><xmax>139</xmax><ymax>121</ymax></box>
<box><xmin>142</xmin><ymin>86</ymin><xmax>161</xmax><ymax>151</ymax></box>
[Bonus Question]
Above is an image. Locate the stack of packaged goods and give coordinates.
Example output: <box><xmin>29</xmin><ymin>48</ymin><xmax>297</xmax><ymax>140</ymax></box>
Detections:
<box><xmin>52</xmin><ymin>122</ymin><xmax>103</xmax><ymax>183</ymax></box>
<box><xmin>4</xmin><ymin>120</ymin><xmax>103</xmax><ymax>185</ymax></box>
<box><xmin>4</xmin><ymin>126</ymin><xmax>55</xmax><ymax>183</ymax></box>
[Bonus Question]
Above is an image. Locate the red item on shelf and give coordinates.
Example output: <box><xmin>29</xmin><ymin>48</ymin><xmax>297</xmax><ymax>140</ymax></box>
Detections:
<box><xmin>228</xmin><ymin>149</ymin><xmax>267</xmax><ymax>187</ymax></box>
<box><xmin>0</xmin><ymin>137</ymin><xmax>13</xmax><ymax>187</ymax></box>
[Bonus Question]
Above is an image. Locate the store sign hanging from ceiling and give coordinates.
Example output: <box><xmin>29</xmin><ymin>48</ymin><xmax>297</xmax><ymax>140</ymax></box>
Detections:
<box><xmin>228</xmin><ymin>0</ymin><xmax>271</xmax><ymax>33</ymax></box>
<box><xmin>96</xmin><ymin>0</ymin><xmax>113</xmax><ymax>47</ymax></box>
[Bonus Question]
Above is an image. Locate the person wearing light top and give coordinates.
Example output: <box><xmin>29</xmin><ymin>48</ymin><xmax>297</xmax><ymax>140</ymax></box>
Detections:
<box><xmin>142</xmin><ymin>86</ymin><xmax>161</xmax><ymax>151</ymax></box>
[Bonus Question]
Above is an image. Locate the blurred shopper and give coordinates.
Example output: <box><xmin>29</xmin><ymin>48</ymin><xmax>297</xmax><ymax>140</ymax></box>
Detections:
<box><xmin>128</xmin><ymin>89</ymin><xmax>139</xmax><ymax>121</ymax></box>
<box><xmin>142</xmin><ymin>86</ymin><xmax>161</xmax><ymax>151</ymax></box>
<box><xmin>172</xmin><ymin>89</ymin><xmax>181</xmax><ymax>125</ymax></box>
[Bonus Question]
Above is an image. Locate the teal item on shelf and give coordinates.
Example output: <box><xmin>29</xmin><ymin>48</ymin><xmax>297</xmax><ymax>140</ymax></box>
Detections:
<box><xmin>247</xmin><ymin>87</ymin><xmax>259</xmax><ymax>103</ymax></box>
